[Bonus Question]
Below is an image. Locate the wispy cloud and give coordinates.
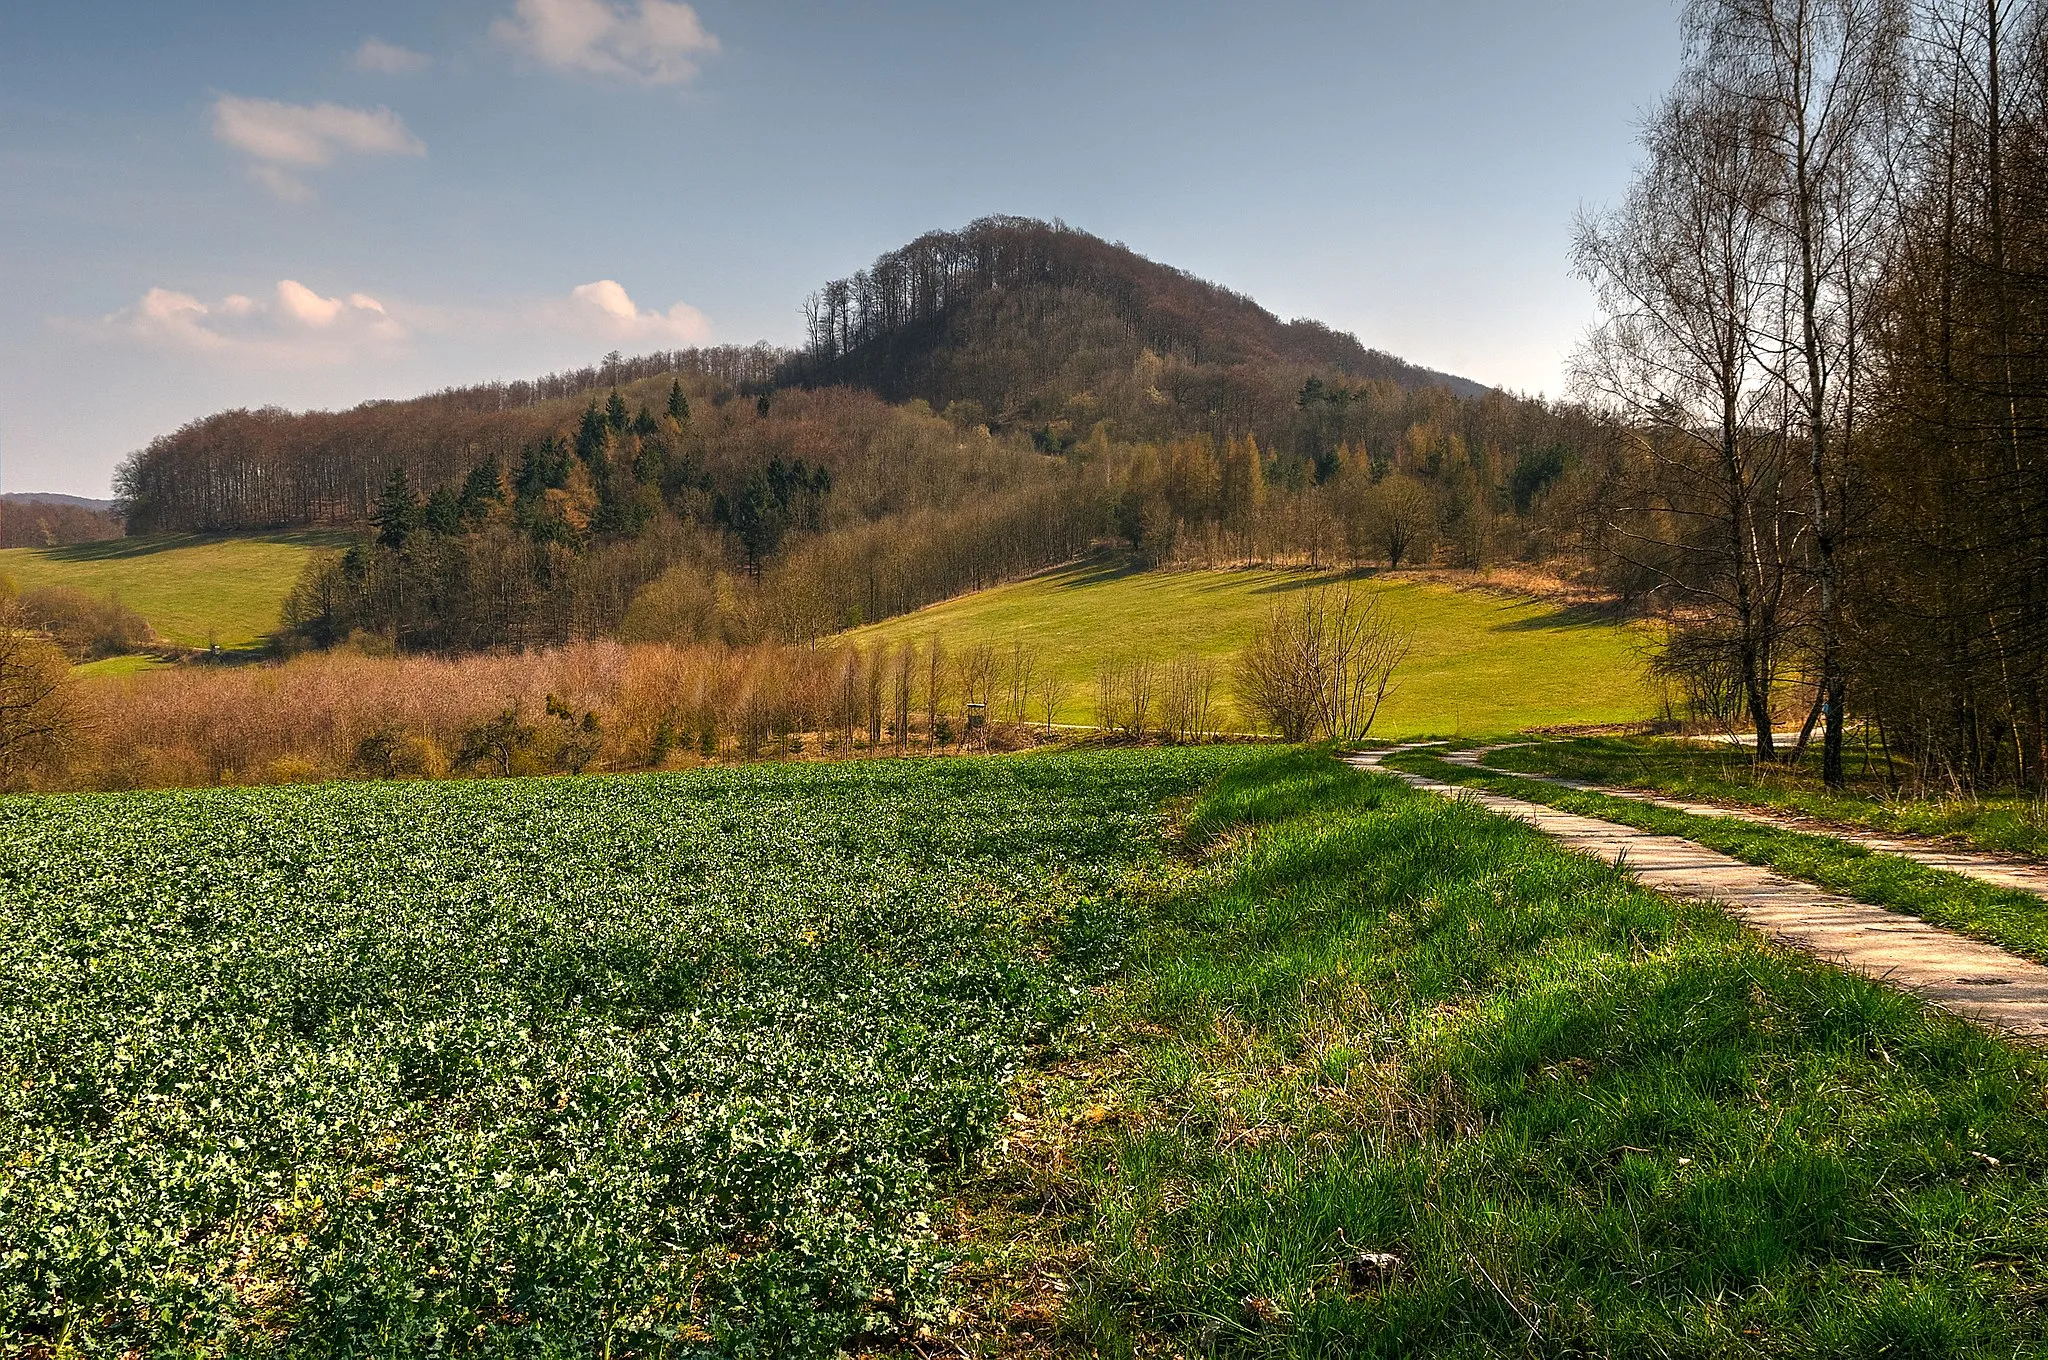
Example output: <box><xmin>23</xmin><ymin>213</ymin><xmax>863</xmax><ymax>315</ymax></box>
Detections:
<box><xmin>98</xmin><ymin>280</ymin><xmax>408</xmax><ymax>365</ymax></box>
<box><xmin>211</xmin><ymin>95</ymin><xmax>426</xmax><ymax>199</ymax></box>
<box><xmin>491</xmin><ymin>0</ymin><xmax>719</xmax><ymax>85</ymax></box>
<box><xmin>88</xmin><ymin>278</ymin><xmax>709</xmax><ymax>365</ymax></box>
<box><xmin>354</xmin><ymin>38</ymin><xmax>430</xmax><ymax>76</ymax></box>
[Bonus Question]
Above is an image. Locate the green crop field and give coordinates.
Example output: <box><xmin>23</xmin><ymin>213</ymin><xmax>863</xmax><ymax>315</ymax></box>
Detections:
<box><xmin>842</xmin><ymin>560</ymin><xmax>1659</xmax><ymax>736</ymax></box>
<box><xmin>0</xmin><ymin>749</ymin><xmax>1244</xmax><ymax>1356</ymax></box>
<box><xmin>0</xmin><ymin>532</ymin><xmax>346</xmax><ymax>651</ymax></box>
<box><xmin>6</xmin><ymin>748</ymin><xmax>2048</xmax><ymax>1356</ymax></box>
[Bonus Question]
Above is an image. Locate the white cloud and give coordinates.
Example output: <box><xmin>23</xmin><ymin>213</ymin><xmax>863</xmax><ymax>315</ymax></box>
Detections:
<box><xmin>558</xmin><ymin>279</ymin><xmax>711</xmax><ymax>342</ymax></box>
<box><xmin>355</xmin><ymin>37</ymin><xmax>431</xmax><ymax>76</ymax></box>
<box><xmin>86</xmin><ymin>277</ymin><xmax>708</xmax><ymax>365</ymax></box>
<box><xmin>491</xmin><ymin>0</ymin><xmax>718</xmax><ymax>84</ymax></box>
<box><xmin>99</xmin><ymin>280</ymin><xmax>406</xmax><ymax>365</ymax></box>
<box><xmin>211</xmin><ymin>95</ymin><xmax>426</xmax><ymax>199</ymax></box>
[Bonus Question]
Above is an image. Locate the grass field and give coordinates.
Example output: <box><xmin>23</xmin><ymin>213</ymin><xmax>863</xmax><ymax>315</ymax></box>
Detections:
<box><xmin>842</xmin><ymin>560</ymin><xmax>1659</xmax><ymax>737</ymax></box>
<box><xmin>973</xmin><ymin>750</ymin><xmax>2048</xmax><ymax>1355</ymax></box>
<box><xmin>0</xmin><ymin>531</ymin><xmax>345</xmax><ymax>650</ymax></box>
<box><xmin>7</xmin><ymin>747</ymin><xmax>2048</xmax><ymax>1356</ymax></box>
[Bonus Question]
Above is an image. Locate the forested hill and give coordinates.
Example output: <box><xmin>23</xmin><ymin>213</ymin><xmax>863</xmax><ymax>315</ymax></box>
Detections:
<box><xmin>116</xmin><ymin>220</ymin><xmax>1491</xmax><ymax>534</ymax></box>
<box><xmin>104</xmin><ymin>218</ymin><xmax>1603</xmax><ymax>659</ymax></box>
<box><xmin>785</xmin><ymin>217</ymin><xmax>1486</xmax><ymax>447</ymax></box>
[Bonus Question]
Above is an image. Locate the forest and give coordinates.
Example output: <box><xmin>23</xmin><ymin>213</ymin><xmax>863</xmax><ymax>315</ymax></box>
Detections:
<box><xmin>1572</xmin><ymin>0</ymin><xmax>2048</xmax><ymax>792</ymax></box>
<box><xmin>0</xmin><ymin>497</ymin><xmax>120</xmax><ymax>549</ymax></box>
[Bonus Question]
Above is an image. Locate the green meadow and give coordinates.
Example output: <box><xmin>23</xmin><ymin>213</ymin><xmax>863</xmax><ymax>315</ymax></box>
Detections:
<box><xmin>0</xmin><ymin>531</ymin><xmax>346</xmax><ymax>651</ymax></box>
<box><xmin>844</xmin><ymin>559</ymin><xmax>1660</xmax><ymax>736</ymax></box>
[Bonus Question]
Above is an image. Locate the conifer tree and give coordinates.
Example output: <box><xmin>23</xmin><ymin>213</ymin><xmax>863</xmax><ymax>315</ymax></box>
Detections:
<box><xmin>422</xmin><ymin>485</ymin><xmax>462</xmax><ymax>537</ymax></box>
<box><xmin>605</xmin><ymin>388</ymin><xmax>629</xmax><ymax>433</ymax></box>
<box><xmin>667</xmin><ymin>380</ymin><xmax>691</xmax><ymax>425</ymax></box>
<box><xmin>575</xmin><ymin>402</ymin><xmax>609</xmax><ymax>465</ymax></box>
<box><xmin>458</xmin><ymin>456</ymin><xmax>505</xmax><ymax>525</ymax></box>
<box><xmin>372</xmin><ymin>469</ymin><xmax>420</xmax><ymax>551</ymax></box>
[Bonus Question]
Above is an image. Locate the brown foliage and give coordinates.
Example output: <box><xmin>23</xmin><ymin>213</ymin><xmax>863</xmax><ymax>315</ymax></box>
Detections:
<box><xmin>1233</xmin><ymin>585</ymin><xmax>1411</xmax><ymax>742</ymax></box>
<box><xmin>0</xmin><ymin>604</ymin><xmax>78</xmax><ymax>788</ymax></box>
<box><xmin>62</xmin><ymin>635</ymin><xmax>1068</xmax><ymax>791</ymax></box>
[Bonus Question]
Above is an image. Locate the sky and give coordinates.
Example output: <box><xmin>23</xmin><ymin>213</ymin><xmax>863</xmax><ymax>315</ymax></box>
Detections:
<box><xmin>0</xmin><ymin>0</ymin><xmax>1685</xmax><ymax>498</ymax></box>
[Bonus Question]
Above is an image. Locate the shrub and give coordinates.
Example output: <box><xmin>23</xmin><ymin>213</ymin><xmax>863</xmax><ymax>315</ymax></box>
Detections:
<box><xmin>19</xmin><ymin>586</ymin><xmax>152</xmax><ymax>660</ymax></box>
<box><xmin>456</xmin><ymin>708</ymin><xmax>539</xmax><ymax>777</ymax></box>
<box><xmin>0</xmin><ymin>603</ymin><xmax>78</xmax><ymax>787</ymax></box>
<box><xmin>352</xmin><ymin>725</ymin><xmax>442</xmax><ymax>779</ymax></box>
<box><xmin>1234</xmin><ymin>584</ymin><xmax>1411</xmax><ymax>741</ymax></box>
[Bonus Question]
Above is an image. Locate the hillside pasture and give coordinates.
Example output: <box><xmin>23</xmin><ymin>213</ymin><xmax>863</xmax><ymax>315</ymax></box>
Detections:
<box><xmin>842</xmin><ymin>559</ymin><xmax>1659</xmax><ymax>736</ymax></box>
<box><xmin>0</xmin><ymin>531</ymin><xmax>346</xmax><ymax>651</ymax></box>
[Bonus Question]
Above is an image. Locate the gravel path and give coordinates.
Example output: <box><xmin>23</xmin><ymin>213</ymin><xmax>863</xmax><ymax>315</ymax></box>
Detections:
<box><xmin>1348</xmin><ymin>746</ymin><xmax>2048</xmax><ymax>1043</ymax></box>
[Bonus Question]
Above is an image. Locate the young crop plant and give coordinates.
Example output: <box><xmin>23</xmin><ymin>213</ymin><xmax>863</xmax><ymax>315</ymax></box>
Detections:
<box><xmin>0</xmin><ymin>747</ymin><xmax>1256</xmax><ymax>1357</ymax></box>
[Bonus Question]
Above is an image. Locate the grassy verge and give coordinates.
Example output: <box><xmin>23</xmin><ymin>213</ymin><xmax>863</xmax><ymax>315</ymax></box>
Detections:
<box><xmin>1384</xmin><ymin>749</ymin><xmax>2048</xmax><ymax>968</ymax></box>
<box><xmin>956</xmin><ymin>748</ymin><xmax>2048</xmax><ymax>1356</ymax></box>
<box><xmin>1490</xmin><ymin>737</ymin><xmax>2048</xmax><ymax>861</ymax></box>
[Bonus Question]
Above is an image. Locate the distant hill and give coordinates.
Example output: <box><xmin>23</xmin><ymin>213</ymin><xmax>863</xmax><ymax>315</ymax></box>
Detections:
<box><xmin>3</xmin><ymin>492</ymin><xmax>116</xmax><ymax>512</ymax></box>
<box><xmin>784</xmin><ymin>216</ymin><xmax>1488</xmax><ymax>442</ymax></box>
<box><xmin>0</xmin><ymin>494</ymin><xmax>122</xmax><ymax>548</ymax></box>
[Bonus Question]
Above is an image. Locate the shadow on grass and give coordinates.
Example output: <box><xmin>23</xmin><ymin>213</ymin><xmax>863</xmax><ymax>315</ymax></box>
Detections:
<box><xmin>1489</xmin><ymin>600</ymin><xmax>1632</xmax><ymax>631</ymax></box>
<box><xmin>1047</xmin><ymin>553</ymin><xmax>1153</xmax><ymax>591</ymax></box>
<box><xmin>33</xmin><ymin>529</ymin><xmax>354</xmax><ymax>563</ymax></box>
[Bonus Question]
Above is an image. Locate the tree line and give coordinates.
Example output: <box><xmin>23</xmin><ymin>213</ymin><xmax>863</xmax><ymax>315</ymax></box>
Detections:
<box><xmin>115</xmin><ymin>347</ymin><xmax>786</xmax><ymax>533</ymax></box>
<box><xmin>1575</xmin><ymin>0</ymin><xmax>2048</xmax><ymax>792</ymax></box>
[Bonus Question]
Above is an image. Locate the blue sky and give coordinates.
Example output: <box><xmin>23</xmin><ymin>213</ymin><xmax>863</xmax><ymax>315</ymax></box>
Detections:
<box><xmin>0</xmin><ymin>1</ymin><xmax>1683</xmax><ymax>496</ymax></box>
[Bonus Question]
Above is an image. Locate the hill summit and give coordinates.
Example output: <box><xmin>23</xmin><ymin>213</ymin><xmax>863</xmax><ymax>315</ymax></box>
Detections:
<box><xmin>784</xmin><ymin>216</ymin><xmax>1484</xmax><ymax>443</ymax></box>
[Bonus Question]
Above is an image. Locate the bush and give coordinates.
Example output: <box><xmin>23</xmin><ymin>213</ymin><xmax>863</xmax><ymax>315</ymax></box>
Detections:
<box><xmin>352</xmin><ymin>725</ymin><xmax>443</xmax><ymax>780</ymax></box>
<box><xmin>1234</xmin><ymin>584</ymin><xmax>1411</xmax><ymax>742</ymax></box>
<box><xmin>19</xmin><ymin>586</ymin><xmax>152</xmax><ymax>660</ymax></box>
<box><xmin>0</xmin><ymin>603</ymin><xmax>78</xmax><ymax>787</ymax></box>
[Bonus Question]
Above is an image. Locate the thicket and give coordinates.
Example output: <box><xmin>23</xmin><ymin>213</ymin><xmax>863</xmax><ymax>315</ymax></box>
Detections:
<box><xmin>55</xmin><ymin>634</ymin><xmax>1109</xmax><ymax>791</ymax></box>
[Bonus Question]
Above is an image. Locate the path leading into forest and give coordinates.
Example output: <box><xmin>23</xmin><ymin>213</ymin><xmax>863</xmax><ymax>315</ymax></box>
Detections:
<box><xmin>1441</xmin><ymin>745</ymin><xmax>2048</xmax><ymax>901</ymax></box>
<box><xmin>1346</xmin><ymin>745</ymin><xmax>2048</xmax><ymax>1042</ymax></box>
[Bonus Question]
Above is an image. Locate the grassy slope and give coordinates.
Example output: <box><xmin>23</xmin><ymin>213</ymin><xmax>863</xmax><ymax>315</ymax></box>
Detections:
<box><xmin>966</xmin><ymin>749</ymin><xmax>2048</xmax><ymax>1356</ymax></box>
<box><xmin>0</xmin><ymin>531</ymin><xmax>346</xmax><ymax>650</ymax></box>
<box><xmin>842</xmin><ymin>561</ymin><xmax>1658</xmax><ymax>737</ymax></box>
<box><xmin>1493</xmin><ymin>736</ymin><xmax>2048</xmax><ymax>861</ymax></box>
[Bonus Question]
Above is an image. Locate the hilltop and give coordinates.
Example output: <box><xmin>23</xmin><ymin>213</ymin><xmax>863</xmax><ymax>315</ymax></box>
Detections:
<box><xmin>786</xmin><ymin>216</ymin><xmax>1486</xmax><ymax>443</ymax></box>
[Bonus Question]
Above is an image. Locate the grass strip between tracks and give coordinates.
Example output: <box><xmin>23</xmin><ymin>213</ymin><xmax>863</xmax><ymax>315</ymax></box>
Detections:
<box><xmin>1385</xmin><ymin>748</ymin><xmax>2048</xmax><ymax>970</ymax></box>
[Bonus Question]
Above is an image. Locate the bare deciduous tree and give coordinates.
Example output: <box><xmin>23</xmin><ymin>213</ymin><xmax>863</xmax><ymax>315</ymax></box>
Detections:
<box><xmin>0</xmin><ymin>605</ymin><xmax>77</xmax><ymax>787</ymax></box>
<box><xmin>1233</xmin><ymin>585</ymin><xmax>1411</xmax><ymax>742</ymax></box>
<box><xmin>1574</xmin><ymin>81</ymin><xmax>1806</xmax><ymax>758</ymax></box>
